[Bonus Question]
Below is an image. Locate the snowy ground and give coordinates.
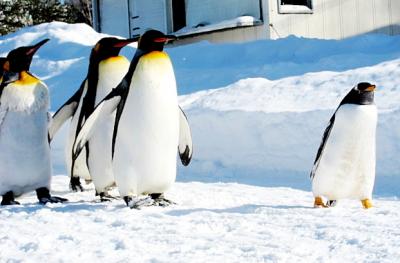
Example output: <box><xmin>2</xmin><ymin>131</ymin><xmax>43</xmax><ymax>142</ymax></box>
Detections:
<box><xmin>1</xmin><ymin>22</ymin><xmax>400</xmax><ymax>262</ymax></box>
<box><xmin>1</xmin><ymin>176</ymin><xmax>399</xmax><ymax>262</ymax></box>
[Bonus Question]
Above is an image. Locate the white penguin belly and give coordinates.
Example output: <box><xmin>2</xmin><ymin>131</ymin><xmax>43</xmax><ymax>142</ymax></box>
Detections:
<box><xmin>87</xmin><ymin>56</ymin><xmax>129</xmax><ymax>193</ymax></box>
<box><xmin>0</xmin><ymin>83</ymin><xmax>51</xmax><ymax>196</ymax></box>
<box><xmin>312</xmin><ymin>104</ymin><xmax>377</xmax><ymax>200</ymax></box>
<box><xmin>65</xmin><ymin>84</ymin><xmax>90</xmax><ymax>180</ymax></box>
<box><xmin>113</xmin><ymin>52</ymin><xmax>179</xmax><ymax>197</ymax></box>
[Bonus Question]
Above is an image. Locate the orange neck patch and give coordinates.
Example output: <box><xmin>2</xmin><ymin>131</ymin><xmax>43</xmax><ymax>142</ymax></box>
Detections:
<box><xmin>14</xmin><ymin>71</ymin><xmax>40</xmax><ymax>86</ymax></box>
<box><xmin>143</xmin><ymin>51</ymin><xmax>169</xmax><ymax>60</ymax></box>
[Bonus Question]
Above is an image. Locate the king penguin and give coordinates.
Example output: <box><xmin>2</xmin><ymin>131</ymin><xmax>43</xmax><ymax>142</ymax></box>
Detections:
<box><xmin>310</xmin><ymin>82</ymin><xmax>377</xmax><ymax>209</ymax></box>
<box><xmin>72</xmin><ymin>29</ymin><xmax>193</xmax><ymax>208</ymax></box>
<box><xmin>49</xmin><ymin>37</ymin><xmax>135</xmax><ymax>200</ymax></box>
<box><xmin>0</xmin><ymin>39</ymin><xmax>67</xmax><ymax>205</ymax></box>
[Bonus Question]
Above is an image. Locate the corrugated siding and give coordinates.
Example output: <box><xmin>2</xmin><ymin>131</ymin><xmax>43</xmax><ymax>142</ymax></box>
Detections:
<box><xmin>98</xmin><ymin>0</ymin><xmax>130</xmax><ymax>38</ymax></box>
<box><xmin>268</xmin><ymin>0</ymin><xmax>400</xmax><ymax>39</ymax></box>
<box><xmin>391</xmin><ymin>0</ymin><xmax>400</xmax><ymax>34</ymax></box>
<box><xmin>129</xmin><ymin>0</ymin><xmax>168</xmax><ymax>36</ymax></box>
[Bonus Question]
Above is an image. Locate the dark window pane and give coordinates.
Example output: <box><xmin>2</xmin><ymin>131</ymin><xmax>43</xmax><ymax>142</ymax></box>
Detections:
<box><xmin>281</xmin><ymin>0</ymin><xmax>309</xmax><ymax>6</ymax></box>
<box><xmin>172</xmin><ymin>0</ymin><xmax>186</xmax><ymax>31</ymax></box>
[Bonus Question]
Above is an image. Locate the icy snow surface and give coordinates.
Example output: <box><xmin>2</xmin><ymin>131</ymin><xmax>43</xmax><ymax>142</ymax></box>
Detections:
<box><xmin>1</xmin><ymin>22</ymin><xmax>400</xmax><ymax>261</ymax></box>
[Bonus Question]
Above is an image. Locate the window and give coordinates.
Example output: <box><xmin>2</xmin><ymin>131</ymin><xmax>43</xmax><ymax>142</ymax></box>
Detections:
<box><xmin>278</xmin><ymin>0</ymin><xmax>313</xmax><ymax>14</ymax></box>
<box><xmin>172</xmin><ymin>0</ymin><xmax>186</xmax><ymax>32</ymax></box>
<box><xmin>171</xmin><ymin>0</ymin><xmax>263</xmax><ymax>36</ymax></box>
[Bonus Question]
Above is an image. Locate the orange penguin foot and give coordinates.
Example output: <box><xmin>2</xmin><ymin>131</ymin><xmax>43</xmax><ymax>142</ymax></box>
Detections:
<box><xmin>314</xmin><ymin>197</ymin><xmax>328</xmax><ymax>208</ymax></box>
<box><xmin>361</xmin><ymin>199</ymin><xmax>373</xmax><ymax>209</ymax></box>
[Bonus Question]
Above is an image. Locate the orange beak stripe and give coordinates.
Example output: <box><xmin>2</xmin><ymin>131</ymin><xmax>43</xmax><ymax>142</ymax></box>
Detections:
<box><xmin>366</xmin><ymin>85</ymin><xmax>376</xmax><ymax>92</ymax></box>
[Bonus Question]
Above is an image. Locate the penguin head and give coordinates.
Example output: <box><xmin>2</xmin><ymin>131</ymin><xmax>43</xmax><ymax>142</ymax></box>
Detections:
<box><xmin>4</xmin><ymin>39</ymin><xmax>49</xmax><ymax>73</ymax></box>
<box><xmin>90</xmin><ymin>37</ymin><xmax>137</xmax><ymax>62</ymax></box>
<box><xmin>341</xmin><ymin>82</ymin><xmax>376</xmax><ymax>105</ymax></box>
<box><xmin>0</xmin><ymin>57</ymin><xmax>6</xmax><ymax>79</ymax></box>
<box><xmin>355</xmin><ymin>82</ymin><xmax>376</xmax><ymax>93</ymax></box>
<box><xmin>137</xmin><ymin>30</ymin><xmax>177</xmax><ymax>53</ymax></box>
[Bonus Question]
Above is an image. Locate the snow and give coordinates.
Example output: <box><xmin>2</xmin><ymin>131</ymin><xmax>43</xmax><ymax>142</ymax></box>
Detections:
<box><xmin>278</xmin><ymin>4</ymin><xmax>313</xmax><ymax>14</ymax></box>
<box><xmin>1</xmin><ymin>176</ymin><xmax>399</xmax><ymax>262</ymax></box>
<box><xmin>1</xmin><ymin>22</ymin><xmax>400</xmax><ymax>261</ymax></box>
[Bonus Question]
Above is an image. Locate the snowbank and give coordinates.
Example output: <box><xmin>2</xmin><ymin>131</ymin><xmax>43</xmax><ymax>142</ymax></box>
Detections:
<box><xmin>1</xmin><ymin>22</ymin><xmax>400</xmax><ymax>197</ymax></box>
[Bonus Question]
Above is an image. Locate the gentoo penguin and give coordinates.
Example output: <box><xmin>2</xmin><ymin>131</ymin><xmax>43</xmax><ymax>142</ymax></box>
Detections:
<box><xmin>49</xmin><ymin>37</ymin><xmax>135</xmax><ymax>200</ymax></box>
<box><xmin>310</xmin><ymin>82</ymin><xmax>377</xmax><ymax>209</ymax></box>
<box><xmin>72</xmin><ymin>29</ymin><xmax>193</xmax><ymax>208</ymax></box>
<box><xmin>0</xmin><ymin>39</ymin><xmax>67</xmax><ymax>205</ymax></box>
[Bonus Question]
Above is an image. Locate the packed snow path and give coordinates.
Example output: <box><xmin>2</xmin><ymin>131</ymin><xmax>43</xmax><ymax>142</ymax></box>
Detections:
<box><xmin>0</xmin><ymin>176</ymin><xmax>399</xmax><ymax>262</ymax></box>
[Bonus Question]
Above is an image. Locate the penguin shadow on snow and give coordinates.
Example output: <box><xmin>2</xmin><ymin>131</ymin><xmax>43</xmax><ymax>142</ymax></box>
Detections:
<box><xmin>0</xmin><ymin>200</ymin><xmax>121</xmax><ymax>214</ymax></box>
<box><xmin>166</xmin><ymin>204</ymin><xmax>311</xmax><ymax>216</ymax></box>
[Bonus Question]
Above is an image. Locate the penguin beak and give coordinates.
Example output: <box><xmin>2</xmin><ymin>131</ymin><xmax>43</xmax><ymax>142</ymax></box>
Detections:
<box><xmin>154</xmin><ymin>35</ymin><xmax>177</xmax><ymax>43</ymax></box>
<box><xmin>113</xmin><ymin>37</ymin><xmax>139</xmax><ymax>48</ymax></box>
<box><xmin>26</xmin><ymin>39</ymin><xmax>50</xmax><ymax>57</ymax></box>
<box><xmin>366</xmin><ymin>85</ymin><xmax>376</xmax><ymax>92</ymax></box>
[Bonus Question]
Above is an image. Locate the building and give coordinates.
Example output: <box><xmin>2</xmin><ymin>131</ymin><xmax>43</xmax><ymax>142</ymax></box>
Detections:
<box><xmin>92</xmin><ymin>0</ymin><xmax>400</xmax><ymax>43</ymax></box>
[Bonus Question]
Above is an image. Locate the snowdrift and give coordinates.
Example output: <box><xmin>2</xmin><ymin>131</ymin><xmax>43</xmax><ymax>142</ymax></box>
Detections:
<box><xmin>1</xmin><ymin>22</ymin><xmax>400</xmax><ymax>196</ymax></box>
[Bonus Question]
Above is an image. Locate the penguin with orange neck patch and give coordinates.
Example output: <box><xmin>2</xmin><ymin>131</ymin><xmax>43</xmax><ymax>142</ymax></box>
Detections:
<box><xmin>49</xmin><ymin>37</ymin><xmax>136</xmax><ymax>201</ymax></box>
<box><xmin>0</xmin><ymin>39</ymin><xmax>67</xmax><ymax>205</ymax></box>
<box><xmin>72</xmin><ymin>30</ymin><xmax>193</xmax><ymax>208</ymax></box>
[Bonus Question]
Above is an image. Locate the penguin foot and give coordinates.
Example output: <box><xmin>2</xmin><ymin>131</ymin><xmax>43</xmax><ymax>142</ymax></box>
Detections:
<box><xmin>36</xmin><ymin>187</ymin><xmax>68</xmax><ymax>205</ymax></box>
<box><xmin>1</xmin><ymin>191</ymin><xmax>20</xmax><ymax>206</ymax></box>
<box><xmin>38</xmin><ymin>196</ymin><xmax>68</xmax><ymax>205</ymax></box>
<box><xmin>99</xmin><ymin>192</ymin><xmax>117</xmax><ymax>202</ymax></box>
<box><xmin>70</xmin><ymin>177</ymin><xmax>84</xmax><ymax>192</ymax></box>
<box><xmin>314</xmin><ymin>197</ymin><xmax>328</xmax><ymax>208</ymax></box>
<box><xmin>361</xmin><ymin>199</ymin><xmax>373</xmax><ymax>209</ymax></box>
<box><xmin>123</xmin><ymin>196</ymin><xmax>154</xmax><ymax>209</ymax></box>
<box><xmin>326</xmin><ymin>200</ymin><xmax>337</xmax><ymax>207</ymax></box>
<box><xmin>150</xmin><ymin>193</ymin><xmax>176</xmax><ymax>207</ymax></box>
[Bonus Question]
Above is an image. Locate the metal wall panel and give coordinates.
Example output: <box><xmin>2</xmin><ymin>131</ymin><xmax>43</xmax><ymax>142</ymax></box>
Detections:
<box><xmin>129</xmin><ymin>0</ymin><xmax>168</xmax><ymax>36</ymax></box>
<box><xmin>372</xmin><ymin>0</ymin><xmax>391</xmax><ymax>34</ymax></box>
<box><xmin>356</xmin><ymin>0</ymin><xmax>375</xmax><ymax>35</ymax></box>
<box><xmin>391</xmin><ymin>0</ymin><xmax>400</xmax><ymax>34</ymax></box>
<box><xmin>267</xmin><ymin>0</ymin><xmax>399</xmax><ymax>39</ymax></box>
<box><xmin>307</xmin><ymin>0</ymin><xmax>325</xmax><ymax>38</ymax></box>
<box><xmin>99</xmin><ymin>0</ymin><xmax>130</xmax><ymax>38</ymax></box>
<box><xmin>340</xmin><ymin>0</ymin><xmax>358</xmax><ymax>38</ymax></box>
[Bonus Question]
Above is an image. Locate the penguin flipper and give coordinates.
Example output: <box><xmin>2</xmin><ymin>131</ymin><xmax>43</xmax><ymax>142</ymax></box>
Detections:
<box><xmin>178</xmin><ymin>106</ymin><xmax>193</xmax><ymax>166</ymax></box>
<box><xmin>73</xmin><ymin>89</ymin><xmax>121</xmax><ymax>160</ymax></box>
<box><xmin>48</xmin><ymin>82</ymin><xmax>85</xmax><ymax>141</ymax></box>
<box><xmin>310</xmin><ymin>113</ymin><xmax>336</xmax><ymax>179</ymax></box>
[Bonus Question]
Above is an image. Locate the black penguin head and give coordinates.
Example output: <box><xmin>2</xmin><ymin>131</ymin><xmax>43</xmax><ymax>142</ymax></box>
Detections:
<box><xmin>0</xmin><ymin>57</ymin><xmax>6</xmax><ymax>78</ymax></box>
<box><xmin>340</xmin><ymin>82</ymin><xmax>376</xmax><ymax>106</ymax></box>
<box><xmin>4</xmin><ymin>39</ymin><xmax>49</xmax><ymax>73</ymax></box>
<box><xmin>90</xmin><ymin>37</ymin><xmax>137</xmax><ymax>62</ymax></box>
<box><xmin>137</xmin><ymin>30</ymin><xmax>177</xmax><ymax>53</ymax></box>
<box><xmin>355</xmin><ymin>82</ymin><xmax>376</xmax><ymax>93</ymax></box>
